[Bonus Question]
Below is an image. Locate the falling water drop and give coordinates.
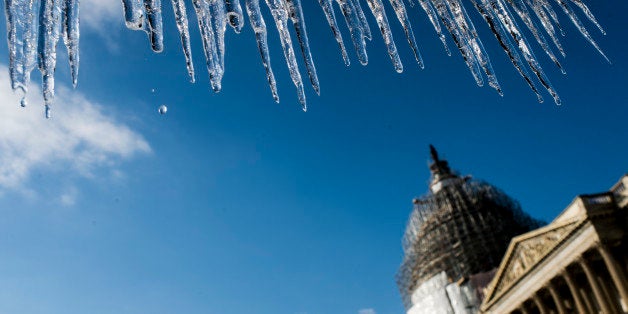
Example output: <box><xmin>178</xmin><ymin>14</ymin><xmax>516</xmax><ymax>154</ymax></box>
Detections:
<box><xmin>158</xmin><ymin>104</ymin><xmax>168</xmax><ymax>114</ymax></box>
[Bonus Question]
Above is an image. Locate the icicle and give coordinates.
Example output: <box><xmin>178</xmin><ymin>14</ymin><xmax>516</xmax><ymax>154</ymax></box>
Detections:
<box><xmin>525</xmin><ymin>0</ymin><xmax>565</xmax><ymax>56</ymax></box>
<box><xmin>446</xmin><ymin>0</ymin><xmax>502</xmax><ymax>94</ymax></box>
<box><xmin>23</xmin><ymin>0</ymin><xmax>39</xmax><ymax>105</ymax></box>
<box><xmin>430</xmin><ymin>0</ymin><xmax>484</xmax><ymax>87</ymax></box>
<box><xmin>210</xmin><ymin>0</ymin><xmax>227</xmax><ymax>84</ymax></box>
<box><xmin>540</xmin><ymin>0</ymin><xmax>565</xmax><ymax>36</ymax></box>
<box><xmin>351</xmin><ymin>0</ymin><xmax>372</xmax><ymax>40</ymax></box>
<box><xmin>264</xmin><ymin>0</ymin><xmax>306</xmax><ymax>109</ymax></box>
<box><xmin>38</xmin><ymin>0</ymin><xmax>63</xmax><ymax>115</ymax></box>
<box><xmin>317</xmin><ymin>0</ymin><xmax>350</xmax><ymax>65</ymax></box>
<box><xmin>245</xmin><ymin>0</ymin><xmax>279</xmax><ymax>102</ymax></box>
<box><xmin>286</xmin><ymin>0</ymin><xmax>320</xmax><ymax>94</ymax></box>
<box><xmin>568</xmin><ymin>0</ymin><xmax>604</xmax><ymax>35</ymax></box>
<box><xmin>416</xmin><ymin>0</ymin><xmax>450</xmax><ymax>55</ymax></box>
<box><xmin>490</xmin><ymin>0</ymin><xmax>560</xmax><ymax>104</ymax></box>
<box><xmin>62</xmin><ymin>0</ymin><xmax>79</xmax><ymax>87</ymax></box>
<box><xmin>4</xmin><ymin>0</ymin><xmax>39</xmax><ymax>106</ymax></box>
<box><xmin>388</xmin><ymin>0</ymin><xmax>424</xmax><ymax>68</ymax></box>
<box><xmin>365</xmin><ymin>0</ymin><xmax>403</xmax><ymax>73</ymax></box>
<box><xmin>0</xmin><ymin>0</ymin><xmax>612</xmax><ymax>113</ymax></box>
<box><xmin>505</xmin><ymin>0</ymin><xmax>564</xmax><ymax>73</ymax></box>
<box><xmin>191</xmin><ymin>0</ymin><xmax>222</xmax><ymax>92</ymax></box>
<box><xmin>122</xmin><ymin>0</ymin><xmax>144</xmax><ymax>30</ymax></box>
<box><xmin>4</xmin><ymin>0</ymin><xmax>22</xmax><ymax>94</ymax></box>
<box><xmin>144</xmin><ymin>0</ymin><xmax>163</xmax><ymax>52</ymax></box>
<box><xmin>554</xmin><ymin>0</ymin><xmax>609</xmax><ymax>63</ymax></box>
<box><xmin>336</xmin><ymin>0</ymin><xmax>368</xmax><ymax>65</ymax></box>
<box><xmin>225</xmin><ymin>0</ymin><xmax>244</xmax><ymax>32</ymax></box>
<box><xmin>171</xmin><ymin>0</ymin><xmax>196</xmax><ymax>82</ymax></box>
<box><xmin>471</xmin><ymin>0</ymin><xmax>543</xmax><ymax>101</ymax></box>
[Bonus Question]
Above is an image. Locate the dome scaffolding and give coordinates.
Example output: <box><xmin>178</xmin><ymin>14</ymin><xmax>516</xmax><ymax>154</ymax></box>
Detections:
<box><xmin>396</xmin><ymin>146</ymin><xmax>542</xmax><ymax>311</ymax></box>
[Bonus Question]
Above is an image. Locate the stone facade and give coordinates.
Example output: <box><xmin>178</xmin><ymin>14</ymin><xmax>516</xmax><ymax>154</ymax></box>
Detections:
<box><xmin>480</xmin><ymin>174</ymin><xmax>628</xmax><ymax>314</ymax></box>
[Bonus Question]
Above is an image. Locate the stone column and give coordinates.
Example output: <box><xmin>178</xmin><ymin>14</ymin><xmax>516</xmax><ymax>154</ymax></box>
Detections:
<box><xmin>533</xmin><ymin>294</ymin><xmax>547</xmax><ymax>314</ymax></box>
<box><xmin>519</xmin><ymin>304</ymin><xmax>530</xmax><ymax>314</ymax></box>
<box><xmin>561</xmin><ymin>270</ymin><xmax>588</xmax><ymax>314</ymax></box>
<box><xmin>598</xmin><ymin>275</ymin><xmax>620</xmax><ymax>314</ymax></box>
<box><xmin>581</xmin><ymin>287</ymin><xmax>596</xmax><ymax>314</ymax></box>
<box><xmin>579</xmin><ymin>256</ymin><xmax>614</xmax><ymax>314</ymax></box>
<box><xmin>597</xmin><ymin>244</ymin><xmax>628</xmax><ymax>312</ymax></box>
<box><xmin>548</xmin><ymin>282</ymin><xmax>566</xmax><ymax>314</ymax></box>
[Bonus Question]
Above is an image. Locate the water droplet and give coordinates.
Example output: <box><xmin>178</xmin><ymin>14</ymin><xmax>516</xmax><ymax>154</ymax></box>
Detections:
<box><xmin>20</xmin><ymin>97</ymin><xmax>27</xmax><ymax>107</ymax></box>
<box><xmin>158</xmin><ymin>105</ymin><xmax>167</xmax><ymax>115</ymax></box>
<box><xmin>45</xmin><ymin>105</ymin><xmax>51</xmax><ymax>119</ymax></box>
<box><xmin>151</xmin><ymin>88</ymin><xmax>156</xmax><ymax>93</ymax></box>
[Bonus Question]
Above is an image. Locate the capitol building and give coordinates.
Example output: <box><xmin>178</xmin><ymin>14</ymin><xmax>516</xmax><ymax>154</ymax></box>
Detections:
<box><xmin>397</xmin><ymin>147</ymin><xmax>628</xmax><ymax>314</ymax></box>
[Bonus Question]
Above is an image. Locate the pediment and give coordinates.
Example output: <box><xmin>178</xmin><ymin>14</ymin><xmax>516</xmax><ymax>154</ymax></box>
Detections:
<box><xmin>482</xmin><ymin>217</ymin><xmax>585</xmax><ymax>306</ymax></box>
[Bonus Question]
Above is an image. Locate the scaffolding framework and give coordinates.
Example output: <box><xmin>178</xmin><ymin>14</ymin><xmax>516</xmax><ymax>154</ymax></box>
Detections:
<box><xmin>396</xmin><ymin>147</ymin><xmax>542</xmax><ymax>310</ymax></box>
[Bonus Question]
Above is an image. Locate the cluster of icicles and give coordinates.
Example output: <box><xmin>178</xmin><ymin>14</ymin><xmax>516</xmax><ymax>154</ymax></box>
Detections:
<box><xmin>4</xmin><ymin>0</ymin><xmax>607</xmax><ymax>117</ymax></box>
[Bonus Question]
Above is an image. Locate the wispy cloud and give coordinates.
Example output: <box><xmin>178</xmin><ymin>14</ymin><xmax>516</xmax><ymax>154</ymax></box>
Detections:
<box><xmin>79</xmin><ymin>0</ymin><xmax>125</xmax><ymax>51</ymax></box>
<box><xmin>59</xmin><ymin>186</ymin><xmax>78</xmax><ymax>206</ymax></box>
<box><xmin>358</xmin><ymin>309</ymin><xmax>376</xmax><ymax>314</ymax></box>
<box><xmin>80</xmin><ymin>0</ymin><xmax>122</xmax><ymax>30</ymax></box>
<box><xmin>0</xmin><ymin>65</ymin><xmax>151</xmax><ymax>195</ymax></box>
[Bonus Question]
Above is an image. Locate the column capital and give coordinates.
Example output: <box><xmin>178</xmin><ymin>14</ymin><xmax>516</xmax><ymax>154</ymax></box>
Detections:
<box><xmin>532</xmin><ymin>294</ymin><xmax>547</xmax><ymax>314</ymax></box>
<box><xmin>595</xmin><ymin>241</ymin><xmax>615</xmax><ymax>254</ymax></box>
<box><xmin>560</xmin><ymin>269</ymin><xmax>573</xmax><ymax>281</ymax></box>
<box><xmin>560</xmin><ymin>265</ymin><xmax>574</xmax><ymax>274</ymax></box>
<box><xmin>576</xmin><ymin>255</ymin><xmax>588</xmax><ymax>266</ymax></box>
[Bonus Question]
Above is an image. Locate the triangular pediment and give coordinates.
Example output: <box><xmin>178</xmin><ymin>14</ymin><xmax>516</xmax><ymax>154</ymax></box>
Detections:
<box><xmin>482</xmin><ymin>217</ymin><xmax>585</xmax><ymax>306</ymax></box>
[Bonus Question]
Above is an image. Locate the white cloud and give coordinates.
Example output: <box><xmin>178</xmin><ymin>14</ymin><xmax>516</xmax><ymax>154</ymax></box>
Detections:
<box><xmin>0</xmin><ymin>64</ymin><xmax>151</xmax><ymax>191</ymax></box>
<box><xmin>59</xmin><ymin>186</ymin><xmax>78</xmax><ymax>206</ymax></box>
<box><xmin>80</xmin><ymin>0</ymin><xmax>122</xmax><ymax>30</ymax></box>
<box><xmin>358</xmin><ymin>309</ymin><xmax>376</xmax><ymax>314</ymax></box>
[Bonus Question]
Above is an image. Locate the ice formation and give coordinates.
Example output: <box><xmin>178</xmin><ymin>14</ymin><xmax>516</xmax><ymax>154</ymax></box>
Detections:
<box><xmin>2</xmin><ymin>0</ymin><xmax>609</xmax><ymax>116</ymax></box>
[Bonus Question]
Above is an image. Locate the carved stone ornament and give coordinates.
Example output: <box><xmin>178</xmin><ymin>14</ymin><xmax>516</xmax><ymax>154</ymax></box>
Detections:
<box><xmin>483</xmin><ymin>218</ymin><xmax>583</xmax><ymax>304</ymax></box>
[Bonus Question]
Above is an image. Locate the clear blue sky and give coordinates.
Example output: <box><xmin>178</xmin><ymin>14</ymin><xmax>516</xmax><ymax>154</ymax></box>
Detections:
<box><xmin>0</xmin><ymin>1</ymin><xmax>626</xmax><ymax>314</ymax></box>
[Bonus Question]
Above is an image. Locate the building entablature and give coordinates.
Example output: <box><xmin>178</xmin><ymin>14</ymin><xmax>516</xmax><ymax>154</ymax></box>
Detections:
<box><xmin>480</xmin><ymin>177</ymin><xmax>628</xmax><ymax>314</ymax></box>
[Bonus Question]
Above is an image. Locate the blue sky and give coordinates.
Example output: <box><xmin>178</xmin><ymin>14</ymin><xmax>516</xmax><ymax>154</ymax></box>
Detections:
<box><xmin>0</xmin><ymin>1</ymin><xmax>626</xmax><ymax>314</ymax></box>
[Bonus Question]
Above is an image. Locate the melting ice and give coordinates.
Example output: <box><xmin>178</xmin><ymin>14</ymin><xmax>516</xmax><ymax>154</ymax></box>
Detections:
<box><xmin>2</xmin><ymin>0</ymin><xmax>609</xmax><ymax>116</ymax></box>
